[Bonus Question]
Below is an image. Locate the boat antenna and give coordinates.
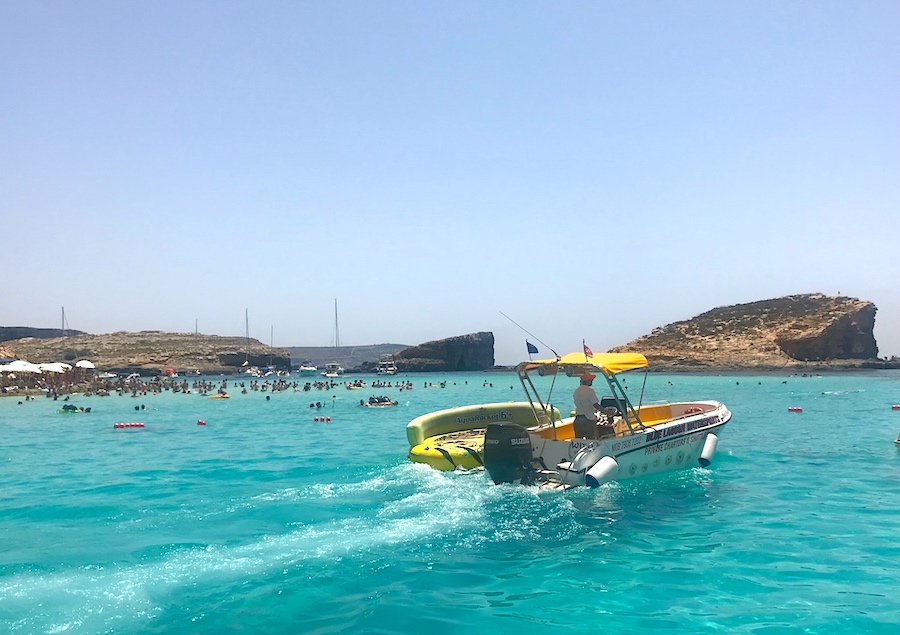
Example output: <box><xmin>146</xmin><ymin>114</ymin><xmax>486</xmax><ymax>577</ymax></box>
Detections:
<box><xmin>637</xmin><ymin>368</ymin><xmax>649</xmax><ymax>410</ymax></box>
<box><xmin>499</xmin><ymin>312</ymin><xmax>559</xmax><ymax>358</ymax></box>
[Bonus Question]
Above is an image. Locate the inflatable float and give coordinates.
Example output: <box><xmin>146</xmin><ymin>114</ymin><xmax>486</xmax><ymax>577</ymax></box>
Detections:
<box><xmin>407</xmin><ymin>402</ymin><xmax>560</xmax><ymax>471</ymax></box>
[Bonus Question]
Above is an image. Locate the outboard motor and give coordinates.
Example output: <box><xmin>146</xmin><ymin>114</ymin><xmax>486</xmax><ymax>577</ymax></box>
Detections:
<box><xmin>483</xmin><ymin>422</ymin><xmax>533</xmax><ymax>485</ymax></box>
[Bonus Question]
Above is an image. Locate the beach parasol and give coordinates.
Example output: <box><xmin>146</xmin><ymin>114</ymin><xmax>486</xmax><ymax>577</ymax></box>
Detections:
<box><xmin>0</xmin><ymin>360</ymin><xmax>43</xmax><ymax>373</ymax></box>
<box><xmin>38</xmin><ymin>362</ymin><xmax>72</xmax><ymax>373</ymax></box>
<box><xmin>75</xmin><ymin>360</ymin><xmax>96</xmax><ymax>369</ymax></box>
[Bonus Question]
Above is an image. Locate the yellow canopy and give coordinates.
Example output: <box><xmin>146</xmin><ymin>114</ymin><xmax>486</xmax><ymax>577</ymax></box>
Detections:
<box><xmin>519</xmin><ymin>351</ymin><xmax>648</xmax><ymax>376</ymax></box>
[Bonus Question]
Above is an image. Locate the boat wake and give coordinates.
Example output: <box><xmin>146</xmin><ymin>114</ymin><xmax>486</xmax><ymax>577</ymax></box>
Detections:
<box><xmin>0</xmin><ymin>457</ymin><xmax>730</xmax><ymax>633</ymax></box>
<box><xmin>0</xmin><ymin>464</ymin><xmax>578</xmax><ymax>632</ymax></box>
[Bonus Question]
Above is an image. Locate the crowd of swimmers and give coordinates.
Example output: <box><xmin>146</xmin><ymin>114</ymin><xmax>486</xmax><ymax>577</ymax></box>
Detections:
<box><xmin>6</xmin><ymin>372</ymin><xmax>508</xmax><ymax>410</ymax></box>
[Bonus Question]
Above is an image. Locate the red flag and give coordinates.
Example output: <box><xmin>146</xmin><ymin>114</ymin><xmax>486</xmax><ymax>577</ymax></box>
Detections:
<box><xmin>583</xmin><ymin>340</ymin><xmax>593</xmax><ymax>357</ymax></box>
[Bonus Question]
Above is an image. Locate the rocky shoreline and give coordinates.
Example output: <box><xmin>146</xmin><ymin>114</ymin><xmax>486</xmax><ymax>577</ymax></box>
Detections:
<box><xmin>2</xmin><ymin>294</ymin><xmax>896</xmax><ymax>376</ymax></box>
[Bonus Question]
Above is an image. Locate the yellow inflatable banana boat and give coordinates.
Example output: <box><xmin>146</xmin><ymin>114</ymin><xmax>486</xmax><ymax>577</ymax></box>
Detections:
<box><xmin>407</xmin><ymin>402</ymin><xmax>560</xmax><ymax>471</ymax></box>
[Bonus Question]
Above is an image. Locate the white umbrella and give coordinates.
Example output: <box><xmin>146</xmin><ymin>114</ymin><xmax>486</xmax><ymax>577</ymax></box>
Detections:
<box><xmin>39</xmin><ymin>362</ymin><xmax>71</xmax><ymax>373</ymax></box>
<box><xmin>75</xmin><ymin>360</ymin><xmax>96</xmax><ymax>369</ymax></box>
<box><xmin>0</xmin><ymin>360</ymin><xmax>43</xmax><ymax>373</ymax></box>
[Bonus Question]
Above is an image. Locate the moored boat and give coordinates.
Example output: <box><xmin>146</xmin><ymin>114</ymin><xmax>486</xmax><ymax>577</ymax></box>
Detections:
<box><xmin>322</xmin><ymin>362</ymin><xmax>343</xmax><ymax>378</ymax></box>
<box><xmin>376</xmin><ymin>356</ymin><xmax>398</xmax><ymax>375</ymax></box>
<box><xmin>406</xmin><ymin>351</ymin><xmax>731</xmax><ymax>489</ymax></box>
<box><xmin>298</xmin><ymin>362</ymin><xmax>317</xmax><ymax>376</ymax></box>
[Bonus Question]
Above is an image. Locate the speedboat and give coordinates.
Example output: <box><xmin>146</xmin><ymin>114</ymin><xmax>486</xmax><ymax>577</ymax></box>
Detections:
<box><xmin>322</xmin><ymin>362</ymin><xmax>343</xmax><ymax>378</ymax></box>
<box><xmin>363</xmin><ymin>395</ymin><xmax>399</xmax><ymax>407</ymax></box>
<box><xmin>406</xmin><ymin>351</ymin><xmax>731</xmax><ymax>489</ymax></box>
<box><xmin>298</xmin><ymin>362</ymin><xmax>317</xmax><ymax>376</ymax></box>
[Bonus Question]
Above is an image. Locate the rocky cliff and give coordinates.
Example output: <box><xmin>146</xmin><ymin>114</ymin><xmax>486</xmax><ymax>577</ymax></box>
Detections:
<box><xmin>393</xmin><ymin>332</ymin><xmax>495</xmax><ymax>372</ymax></box>
<box><xmin>610</xmin><ymin>294</ymin><xmax>880</xmax><ymax>370</ymax></box>
<box><xmin>2</xmin><ymin>331</ymin><xmax>291</xmax><ymax>374</ymax></box>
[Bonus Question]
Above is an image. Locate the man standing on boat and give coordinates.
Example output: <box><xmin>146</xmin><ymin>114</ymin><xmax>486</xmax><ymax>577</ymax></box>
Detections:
<box><xmin>573</xmin><ymin>371</ymin><xmax>602</xmax><ymax>439</ymax></box>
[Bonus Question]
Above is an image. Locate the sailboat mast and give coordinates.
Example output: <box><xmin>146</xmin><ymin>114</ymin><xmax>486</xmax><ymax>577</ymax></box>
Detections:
<box><xmin>244</xmin><ymin>309</ymin><xmax>250</xmax><ymax>365</ymax></box>
<box><xmin>334</xmin><ymin>299</ymin><xmax>340</xmax><ymax>348</ymax></box>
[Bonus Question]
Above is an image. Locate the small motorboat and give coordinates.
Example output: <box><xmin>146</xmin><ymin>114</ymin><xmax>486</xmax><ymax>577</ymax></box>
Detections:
<box><xmin>406</xmin><ymin>351</ymin><xmax>731</xmax><ymax>489</ymax></box>
<box><xmin>363</xmin><ymin>396</ymin><xmax>399</xmax><ymax>408</ymax></box>
<box><xmin>298</xmin><ymin>362</ymin><xmax>317</xmax><ymax>376</ymax></box>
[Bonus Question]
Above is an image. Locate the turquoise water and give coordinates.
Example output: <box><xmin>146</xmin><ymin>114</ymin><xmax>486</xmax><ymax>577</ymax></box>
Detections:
<box><xmin>1</xmin><ymin>372</ymin><xmax>899</xmax><ymax>634</ymax></box>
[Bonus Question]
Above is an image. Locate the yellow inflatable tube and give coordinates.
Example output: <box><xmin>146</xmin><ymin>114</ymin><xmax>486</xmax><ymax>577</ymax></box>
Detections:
<box><xmin>407</xmin><ymin>402</ymin><xmax>559</xmax><ymax>471</ymax></box>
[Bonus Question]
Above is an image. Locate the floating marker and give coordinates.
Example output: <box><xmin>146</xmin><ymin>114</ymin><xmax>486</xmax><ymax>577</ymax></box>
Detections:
<box><xmin>197</xmin><ymin>419</ymin><xmax>206</xmax><ymax>426</ymax></box>
<box><xmin>114</xmin><ymin>422</ymin><xmax>145</xmax><ymax>429</ymax></box>
<box><xmin>314</xmin><ymin>416</ymin><xmax>319</xmax><ymax>422</ymax></box>
<box><xmin>325</xmin><ymin>416</ymin><xmax>331</xmax><ymax>422</ymax></box>
<box><xmin>892</xmin><ymin>405</ymin><xmax>900</xmax><ymax>410</ymax></box>
<box><xmin>788</xmin><ymin>407</ymin><xmax>802</xmax><ymax>413</ymax></box>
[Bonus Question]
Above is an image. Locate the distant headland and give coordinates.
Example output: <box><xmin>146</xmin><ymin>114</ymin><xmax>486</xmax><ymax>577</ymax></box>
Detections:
<box><xmin>1</xmin><ymin>294</ymin><xmax>897</xmax><ymax>374</ymax></box>
<box><xmin>611</xmin><ymin>293</ymin><xmax>898</xmax><ymax>371</ymax></box>
<box><xmin>0</xmin><ymin>330</ymin><xmax>496</xmax><ymax>375</ymax></box>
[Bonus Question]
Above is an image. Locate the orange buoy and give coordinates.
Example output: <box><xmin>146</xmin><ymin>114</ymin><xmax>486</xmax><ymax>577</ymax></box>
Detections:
<box><xmin>197</xmin><ymin>419</ymin><xmax>206</xmax><ymax>425</ymax></box>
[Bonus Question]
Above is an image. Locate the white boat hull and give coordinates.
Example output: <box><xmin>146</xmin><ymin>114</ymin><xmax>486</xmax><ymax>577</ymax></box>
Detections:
<box><xmin>527</xmin><ymin>403</ymin><xmax>731</xmax><ymax>488</ymax></box>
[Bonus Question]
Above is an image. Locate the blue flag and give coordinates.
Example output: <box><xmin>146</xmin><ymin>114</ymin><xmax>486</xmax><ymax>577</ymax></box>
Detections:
<box><xmin>526</xmin><ymin>340</ymin><xmax>539</xmax><ymax>355</ymax></box>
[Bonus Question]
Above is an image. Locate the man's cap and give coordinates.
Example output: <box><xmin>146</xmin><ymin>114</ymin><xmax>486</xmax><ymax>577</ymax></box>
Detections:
<box><xmin>581</xmin><ymin>372</ymin><xmax>596</xmax><ymax>382</ymax></box>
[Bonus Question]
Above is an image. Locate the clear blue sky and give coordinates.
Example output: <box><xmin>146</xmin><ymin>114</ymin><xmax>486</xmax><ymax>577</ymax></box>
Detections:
<box><xmin>2</xmin><ymin>1</ymin><xmax>898</xmax><ymax>365</ymax></box>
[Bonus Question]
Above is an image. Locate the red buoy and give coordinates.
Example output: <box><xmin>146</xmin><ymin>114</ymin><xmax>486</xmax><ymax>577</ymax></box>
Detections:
<box><xmin>325</xmin><ymin>416</ymin><xmax>331</xmax><ymax>422</ymax></box>
<box><xmin>114</xmin><ymin>422</ymin><xmax>145</xmax><ymax>428</ymax></box>
<box><xmin>788</xmin><ymin>407</ymin><xmax>802</xmax><ymax>413</ymax></box>
<box><xmin>197</xmin><ymin>419</ymin><xmax>206</xmax><ymax>425</ymax></box>
<box><xmin>314</xmin><ymin>416</ymin><xmax>319</xmax><ymax>422</ymax></box>
<box><xmin>892</xmin><ymin>405</ymin><xmax>900</xmax><ymax>410</ymax></box>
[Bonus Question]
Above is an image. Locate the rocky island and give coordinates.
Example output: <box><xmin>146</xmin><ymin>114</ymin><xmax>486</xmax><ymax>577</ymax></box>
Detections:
<box><xmin>390</xmin><ymin>332</ymin><xmax>494</xmax><ymax>372</ymax></box>
<box><xmin>611</xmin><ymin>293</ymin><xmax>891</xmax><ymax>370</ymax></box>
<box><xmin>1</xmin><ymin>294</ymin><xmax>894</xmax><ymax>375</ymax></box>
